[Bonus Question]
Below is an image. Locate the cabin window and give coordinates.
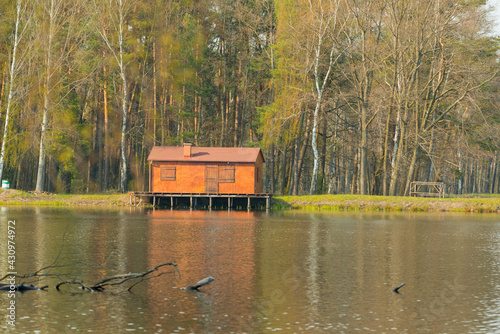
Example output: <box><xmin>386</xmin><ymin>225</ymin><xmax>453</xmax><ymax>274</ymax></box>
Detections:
<box><xmin>219</xmin><ymin>165</ymin><xmax>235</xmax><ymax>183</ymax></box>
<box><xmin>160</xmin><ymin>166</ymin><xmax>176</xmax><ymax>181</ymax></box>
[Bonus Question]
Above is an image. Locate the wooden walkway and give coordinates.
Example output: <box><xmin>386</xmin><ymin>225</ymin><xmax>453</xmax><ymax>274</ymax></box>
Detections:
<box><xmin>130</xmin><ymin>192</ymin><xmax>272</xmax><ymax>211</ymax></box>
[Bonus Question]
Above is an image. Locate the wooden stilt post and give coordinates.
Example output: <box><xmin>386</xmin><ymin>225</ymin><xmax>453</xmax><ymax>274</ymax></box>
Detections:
<box><xmin>190</xmin><ymin>196</ymin><xmax>193</xmax><ymax>209</ymax></box>
<box><xmin>248</xmin><ymin>197</ymin><xmax>251</xmax><ymax>211</ymax></box>
<box><xmin>209</xmin><ymin>196</ymin><xmax>212</xmax><ymax>210</ymax></box>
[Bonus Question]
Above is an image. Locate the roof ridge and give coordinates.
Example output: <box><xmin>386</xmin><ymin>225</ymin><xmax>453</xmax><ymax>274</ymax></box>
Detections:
<box><xmin>147</xmin><ymin>146</ymin><xmax>264</xmax><ymax>163</ymax></box>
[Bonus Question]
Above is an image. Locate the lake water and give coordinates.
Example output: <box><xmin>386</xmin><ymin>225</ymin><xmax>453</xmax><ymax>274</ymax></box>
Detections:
<box><xmin>1</xmin><ymin>207</ymin><xmax>500</xmax><ymax>333</ymax></box>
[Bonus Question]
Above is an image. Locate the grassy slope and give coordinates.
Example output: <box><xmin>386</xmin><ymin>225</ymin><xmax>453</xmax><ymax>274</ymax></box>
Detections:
<box><xmin>273</xmin><ymin>194</ymin><xmax>500</xmax><ymax>213</ymax></box>
<box><xmin>1</xmin><ymin>189</ymin><xmax>499</xmax><ymax>213</ymax></box>
<box><xmin>0</xmin><ymin>189</ymin><xmax>130</xmax><ymax>207</ymax></box>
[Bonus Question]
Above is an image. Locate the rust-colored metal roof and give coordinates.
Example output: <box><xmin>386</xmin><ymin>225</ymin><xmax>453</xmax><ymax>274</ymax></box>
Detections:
<box><xmin>147</xmin><ymin>146</ymin><xmax>265</xmax><ymax>163</ymax></box>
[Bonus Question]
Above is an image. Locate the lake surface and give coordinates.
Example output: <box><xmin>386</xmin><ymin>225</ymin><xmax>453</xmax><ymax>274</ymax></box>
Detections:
<box><xmin>1</xmin><ymin>207</ymin><xmax>500</xmax><ymax>333</ymax></box>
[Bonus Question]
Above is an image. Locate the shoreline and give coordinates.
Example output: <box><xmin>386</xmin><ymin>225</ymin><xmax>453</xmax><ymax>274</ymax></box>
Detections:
<box><xmin>274</xmin><ymin>194</ymin><xmax>500</xmax><ymax>213</ymax></box>
<box><xmin>1</xmin><ymin>189</ymin><xmax>499</xmax><ymax>213</ymax></box>
<box><xmin>0</xmin><ymin>189</ymin><xmax>131</xmax><ymax>207</ymax></box>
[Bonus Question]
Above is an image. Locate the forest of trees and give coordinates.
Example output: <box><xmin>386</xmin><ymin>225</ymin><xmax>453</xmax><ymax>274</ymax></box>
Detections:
<box><xmin>0</xmin><ymin>0</ymin><xmax>499</xmax><ymax>196</ymax></box>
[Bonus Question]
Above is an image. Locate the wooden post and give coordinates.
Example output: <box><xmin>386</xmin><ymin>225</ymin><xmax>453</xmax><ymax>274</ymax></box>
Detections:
<box><xmin>209</xmin><ymin>196</ymin><xmax>212</xmax><ymax>210</ymax></box>
<box><xmin>248</xmin><ymin>197</ymin><xmax>251</xmax><ymax>211</ymax></box>
<box><xmin>190</xmin><ymin>196</ymin><xmax>193</xmax><ymax>209</ymax></box>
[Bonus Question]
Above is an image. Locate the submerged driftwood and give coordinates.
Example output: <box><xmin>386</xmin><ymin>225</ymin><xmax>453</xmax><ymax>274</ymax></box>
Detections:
<box><xmin>0</xmin><ymin>282</ymin><xmax>48</xmax><ymax>292</ymax></box>
<box><xmin>1</xmin><ymin>262</ymin><xmax>180</xmax><ymax>293</ymax></box>
<box><xmin>392</xmin><ymin>282</ymin><xmax>406</xmax><ymax>294</ymax></box>
<box><xmin>182</xmin><ymin>276</ymin><xmax>215</xmax><ymax>291</ymax></box>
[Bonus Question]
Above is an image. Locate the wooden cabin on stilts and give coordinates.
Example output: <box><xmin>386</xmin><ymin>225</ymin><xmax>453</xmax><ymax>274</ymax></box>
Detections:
<box><xmin>130</xmin><ymin>143</ymin><xmax>272</xmax><ymax>210</ymax></box>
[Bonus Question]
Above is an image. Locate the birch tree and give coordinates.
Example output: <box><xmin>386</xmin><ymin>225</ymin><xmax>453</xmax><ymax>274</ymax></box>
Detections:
<box><xmin>342</xmin><ymin>0</ymin><xmax>386</xmax><ymax>195</ymax></box>
<box><xmin>34</xmin><ymin>0</ymin><xmax>90</xmax><ymax>192</ymax></box>
<box><xmin>308</xmin><ymin>0</ymin><xmax>343</xmax><ymax>195</ymax></box>
<box><xmin>93</xmin><ymin>0</ymin><xmax>134</xmax><ymax>193</ymax></box>
<box><xmin>0</xmin><ymin>0</ymin><xmax>30</xmax><ymax>181</ymax></box>
<box><xmin>271</xmin><ymin>0</ymin><xmax>345</xmax><ymax>195</ymax></box>
<box><xmin>35</xmin><ymin>0</ymin><xmax>64</xmax><ymax>191</ymax></box>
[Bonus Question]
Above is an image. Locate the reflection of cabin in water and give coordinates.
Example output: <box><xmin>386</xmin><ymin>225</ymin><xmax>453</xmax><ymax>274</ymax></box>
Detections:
<box><xmin>148</xmin><ymin>143</ymin><xmax>265</xmax><ymax>194</ymax></box>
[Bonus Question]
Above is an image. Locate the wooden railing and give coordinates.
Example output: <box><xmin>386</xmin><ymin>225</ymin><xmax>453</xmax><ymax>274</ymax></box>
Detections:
<box><xmin>409</xmin><ymin>181</ymin><xmax>445</xmax><ymax>198</ymax></box>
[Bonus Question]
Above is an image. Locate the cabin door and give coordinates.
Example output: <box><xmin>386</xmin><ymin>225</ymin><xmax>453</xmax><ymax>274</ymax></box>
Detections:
<box><xmin>205</xmin><ymin>165</ymin><xmax>219</xmax><ymax>193</ymax></box>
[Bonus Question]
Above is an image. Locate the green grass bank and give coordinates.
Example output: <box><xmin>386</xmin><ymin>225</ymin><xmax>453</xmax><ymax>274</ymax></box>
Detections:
<box><xmin>0</xmin><ymin>189</ymin><xmax>130</xmax><ymax>207</ymax></box>
<box><xmin>273</xmin><ymin>194</ymin><xmax>500</xmax><ymax>213</ymax></box>
<box><xmin>1</xmin><ymin>189</ymin><xmax>500</xmax><ymax>213</ymax></box>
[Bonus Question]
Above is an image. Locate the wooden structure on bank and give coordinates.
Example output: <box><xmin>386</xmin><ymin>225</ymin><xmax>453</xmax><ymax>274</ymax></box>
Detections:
<box><xmin>130</xmin><ymin>144</ymin><xmax>271</xmax><ymax>210</ymax></box>
<box><xmin>409</xmin><ymin>181</ymin><xmax>445</xmax><ymax>198</ymax></box>
<box><xmin>148</xmin><ymin>143</ymin><xmax>264</xmax><ymax>194</ymax></box>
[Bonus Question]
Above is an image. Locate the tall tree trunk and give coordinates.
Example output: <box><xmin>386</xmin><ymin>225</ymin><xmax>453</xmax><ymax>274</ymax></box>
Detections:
<box><xmin>404</xmin><ymin>144</ymin><xmax>420</xmax><ymax>196</ymax></box>
<box><xmin>308</xmin><ymin>2</ymin><xmax>338</xmax><ymax>195</ymax></box>
<box><xmin>0</xmin><ymin>0</ymin><xmax>24</xmax><ymax>181</ymax></box>
<box><xmin>269</xmin><ymin>143</ymin><xmax>275</xmax><ymax>194</ymax></box>
<box><xmin>382</xmin><ymin>108</ymin><xmax>391</xmax><ymax>196</ymax></box>
<box><xmin>294</xmin><ymin>112</ymin><xmax>311</xmax><ymax>195</ymax></box>
<box><xmin>458</xmin><ymin>145</ymin><xmax>463</xmax><ymax>195</ymax></box>
<box><xmin>310</xmin><ymin>99</ymin><xmax>321</xmax><ymax>195</ymax></box>
<box><xmin>359</xmin><ymin>101</ymin><xmax>369</xmax><ymax>195</ymax></box>
<box><xmin>117</xmin><ymin>0</ymin><xmax>128</xmax><ymax>193</ymax></box>
<box><xmin>389</xmin><ymin>107</ymin><xmax>402</xmax><ymax>195</ymax></box>
<box><xmin>96</xmin><ymin>0</ymin><xmax>131</xmax><ymax>192</ymax></box>
<box><xmin>358</xmin><ymin>28</ymin><xmax>373</xmax><ymax>195</ymax></box>
<box><xmin>491</xmin><ymin>153</ymin><xmax>498</xmax><ymax>194</ymax></box>
<box><xmin>153</xmin><ymin>40</ymin><xmax>157</xmax><ymax>145</ymax></box>
<box><xmin>351</xmin><ymin>147</ymin><xmax>358</xmax><ymax>194</ymax></box>
<box><xmin>291</xmin><ymin>114</ymin><xmax>303</xmax><ymax>195</ymax></box>
<box><xmin>36</xmin><ymin>0</ymin><xmax>56</xmax><ymax>192</ymax></box>
<box><xmin>103</xmin><ymin>63</ymin><xmax>110</xmax><ymax>190</ymax></box>
<box><xmin>319</xmin><ymin>112</ymin><xmax>328</xmax><ymax>193</ymax></box>
<box><xmin>280</xmin><ymin>145</ymin><xmax>288</xmax><ymax>195</ymax></box>
<box><xmin>310</xmin><ymin>46</ymin><xmax>335</xmax><ymax>194</ymax></box>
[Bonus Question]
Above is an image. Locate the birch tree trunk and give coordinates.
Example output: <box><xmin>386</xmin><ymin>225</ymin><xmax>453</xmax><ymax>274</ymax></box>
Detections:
<box><xmin>0</xmin><ymin>0</ymin><xmax>27</xmax><ymax>181</ymax></box>
<box><xmin>309</xmin><ymin>0</ymin><xmax>339</xmax><ymax>195</ymax></box>
<box><xmin>94</xmin><ymin>0</ymin><xmax>132</xmax><ymax>193</ymax></box>
<box><xmin>118</xmin><ymin>17</ymin><xmax>128</xmax><ymax>193</ymax></box>
<box><xmin>36</xmin><ymin>0</ymin><xmax>57</xmax><ymax>192</ymax></box>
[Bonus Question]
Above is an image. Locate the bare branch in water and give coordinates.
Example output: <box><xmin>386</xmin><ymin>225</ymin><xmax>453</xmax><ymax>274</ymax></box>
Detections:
<box><xmin>54</xmin><ymin>262</ymin><xmax>180</xmax><ymax>292</ymax></box>
<box><xmin>1</xmin><ymin>225</ymin><xmax>180</xmax><ymax>292</ymax></box>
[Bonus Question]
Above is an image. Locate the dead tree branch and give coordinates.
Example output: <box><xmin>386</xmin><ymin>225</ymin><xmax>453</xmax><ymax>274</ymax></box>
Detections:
<box><xmin>55</xmin><ymin>262</ymin><xmax>180</xmax><ymax>292</ymax></box>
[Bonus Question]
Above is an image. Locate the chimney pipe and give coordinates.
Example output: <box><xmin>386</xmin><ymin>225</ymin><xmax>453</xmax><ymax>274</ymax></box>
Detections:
<box><xmin>183</xmin><ymin>143</ymin><xmax>192</xmax><ymax>158</ymax></box>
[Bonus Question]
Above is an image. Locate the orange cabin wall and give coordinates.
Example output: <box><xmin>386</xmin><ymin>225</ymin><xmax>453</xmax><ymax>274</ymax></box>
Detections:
<box><xmin>256</xmin><ymin>154</ymin><xmax>264</xmax><ymax>193</ymax></box>
<box><xmin>151</xmin><ymin>162</ymin><xmax>205</xmax><ymax>193</ymax></box>
<box><xmin>150</xmin><ymin>159</ymin><xmax>264</xmax><ymax>194</ymax></box>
